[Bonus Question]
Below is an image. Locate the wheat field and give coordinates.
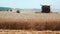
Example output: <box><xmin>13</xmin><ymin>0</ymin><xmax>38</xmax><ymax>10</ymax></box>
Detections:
<box><xmin>0</xmin><ymin>11</ymin><xmax>60</xmax><ymax>34</ymax></box>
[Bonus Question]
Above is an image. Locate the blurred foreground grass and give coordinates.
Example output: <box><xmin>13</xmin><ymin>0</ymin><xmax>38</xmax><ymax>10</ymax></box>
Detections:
<box><xmin>0</xmin><ymin>30</ymin><xmax>60</xmax><ymax>34</ymax></box>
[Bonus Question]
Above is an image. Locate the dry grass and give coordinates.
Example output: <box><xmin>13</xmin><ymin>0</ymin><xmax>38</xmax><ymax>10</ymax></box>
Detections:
<box><xmin>0</xmin><ymin>30</ymin><xmax>60</xmax><ymax>34</ymax></box>
<box><xmin>0</xmin><ymin>11</ymin><xmax>60</xmax><ymax>31</ymax></box>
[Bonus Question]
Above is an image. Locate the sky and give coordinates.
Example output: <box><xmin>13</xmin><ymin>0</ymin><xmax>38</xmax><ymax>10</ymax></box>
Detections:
<box><xmin>0</xmin><ymin>0</ymin><xmax>60</xmax><ymax>9</ymax></box>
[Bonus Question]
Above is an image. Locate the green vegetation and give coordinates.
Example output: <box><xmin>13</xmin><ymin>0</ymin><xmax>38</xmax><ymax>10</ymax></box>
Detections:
<box><xmin>0</xmin><ymin>7</ymin><xmax>13</xmax><ymax>11</ymax></box>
